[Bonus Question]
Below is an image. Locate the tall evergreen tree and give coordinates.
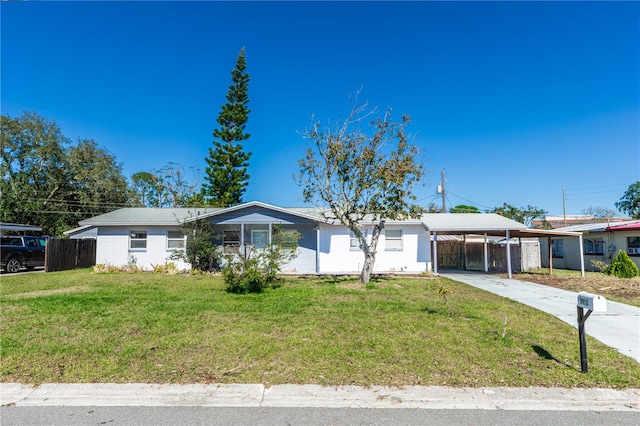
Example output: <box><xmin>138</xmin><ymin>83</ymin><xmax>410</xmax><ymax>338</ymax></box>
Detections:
<box><xmin>202</xmin><ymin>48</ymin><xmax>252</xmax><ymax>207</ymax></box>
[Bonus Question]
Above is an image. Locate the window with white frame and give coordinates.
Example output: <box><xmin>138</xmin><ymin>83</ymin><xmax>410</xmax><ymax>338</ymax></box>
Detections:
<box><xmin>223</xmin><ymin>229</ymin><xmax>240</xmax><ymax>253</ymax></box>
<box><xmin>274</xmin><ymin>228</ymin><xmax>299</xmax><ymax>249</ymax></box>
<box><xmin>251</xmin><ymin>229</ymin><xmax>269</xmax><ymax>249</ymax></box>
<box><xmin>551</xmin><ymin>239</ymin><xmax>564</xmax><ymax>258</ymax></box>
<box><xmin>583</xmin><ymin>238</ymin><xmax>604</xmax><ymax>255</ymax></box>
<box><xmin>130</xmin><ymin>231</ymin><xmax>147</xmax><ymax>250</ymax></box>
<box><xmin>350</xmin><ymin>229</ymin><xmax>367</xmax><ymax>250</ymax></box>
<box><xmin>385</xmin><ymin>229</ymin><xmax>403</xmax><ymax>251</ymax></box>
<box><xmin>167</xmin><ymin>231</ymin><xmax>185</xmax><ymax>249</ymax></box>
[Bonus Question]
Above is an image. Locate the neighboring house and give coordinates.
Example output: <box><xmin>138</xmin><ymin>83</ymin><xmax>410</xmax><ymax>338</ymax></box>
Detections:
<box><xmin>63</xmin><ymin>225</ymin><xmax>98</xmax><ymax>239</ymax></box>
<box><xmin>69</xmin><ymin>201</ymin><xmax>555</xmax><ymax>276</ymax></box>
<box><xmin>540</xmin><ymin>220</ymin><xmax>640</xmax><ymax>272</ymax></box>
<box><xmin>531</xmin><ymin>215</ymin><xmax>632</xmax><ymax>229</ymax></box>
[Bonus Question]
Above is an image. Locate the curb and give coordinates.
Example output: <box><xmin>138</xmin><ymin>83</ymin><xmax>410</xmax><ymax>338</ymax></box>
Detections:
<box><xmin>2</xmin><ymin>384</ymin><xmax>639</xmax><ymax>411</ymax></box>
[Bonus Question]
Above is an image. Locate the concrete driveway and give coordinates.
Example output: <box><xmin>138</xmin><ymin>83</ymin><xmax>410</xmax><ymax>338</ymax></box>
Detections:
<box><xmin>441</xmin><ymin>271</ymin><xmax>640</xmax><ymax>363</ymax></box>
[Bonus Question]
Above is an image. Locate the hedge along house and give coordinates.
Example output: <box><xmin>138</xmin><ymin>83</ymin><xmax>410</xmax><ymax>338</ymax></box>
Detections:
<box><xmin>68</xmin><ymin>201</ymin><xmax>577</xmax><ymax>277</ymax></box>
<box><xmin>539</xmin><ymin>220</ymin><xmax>640</xmax><ymax>272</ymax></box>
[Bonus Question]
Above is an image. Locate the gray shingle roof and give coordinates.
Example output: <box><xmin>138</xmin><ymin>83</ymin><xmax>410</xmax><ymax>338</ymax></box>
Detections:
<box><xmin>76</xmin><ymin>203</ymin><xmax>529</xmax><ymax>233</ymax></box>
<box><xmin>420</xmin><ymin>213</ymin><xmax>527</xmax><ymax>232</ymax></box>
<box><xmin>79</xmin><ymin>208</ymin><xmax>221</xmax><ymax>226</ymax></box>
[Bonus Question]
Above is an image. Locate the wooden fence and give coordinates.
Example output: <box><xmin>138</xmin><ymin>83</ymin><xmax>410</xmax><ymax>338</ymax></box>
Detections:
<box><xmin>45</xmin><ymin>238</ymin><xmax>96</xmax><ymax>272</ymax></box>
<box><xmin>436</xmin><ymin>240</ymin><xmax>540</xmax><ymax>273</ymax></box>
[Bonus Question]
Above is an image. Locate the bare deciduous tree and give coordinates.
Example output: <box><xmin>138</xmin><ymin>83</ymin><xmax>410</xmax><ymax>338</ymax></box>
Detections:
<box><xmin>298</xmin><ymin>93</ymin><xmax>425</xmax><ymax>284</ymax></box>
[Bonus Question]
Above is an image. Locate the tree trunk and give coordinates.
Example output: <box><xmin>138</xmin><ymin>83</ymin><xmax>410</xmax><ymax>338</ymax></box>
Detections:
<box><xmin>359</xmin><ymin>252</ymin><xmax>375</xmax><ymax>284</ymax></box>
<box><xmin>358</xmin><ymin>221</ymin><xmax>383</xmax><ymax>285</ymax></box>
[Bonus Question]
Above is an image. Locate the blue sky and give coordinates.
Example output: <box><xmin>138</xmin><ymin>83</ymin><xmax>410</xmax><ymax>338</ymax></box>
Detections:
<box><xmin>2</xmin><ymin>1</ymin><xmax>639</xmax><ymax>217</ymax></box>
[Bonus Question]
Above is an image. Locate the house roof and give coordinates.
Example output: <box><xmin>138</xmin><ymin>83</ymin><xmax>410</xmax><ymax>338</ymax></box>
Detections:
<box><xmin>554</xmin><ymin>222</ymin><xmax>610</xmax><ymax>233</ymax></box>
<box><xmin>186</xmin><ymin>201</ymin><xmax>328</xmax><ymax>224</ymax></box>
<box><xmin>420</xmin><ymin>213</ymin><xmax>527</xmax><ymax>234</ymax></box>
<box><xmin>606</xmin><ymin>220</ymin><xmax>640</xmax><ymax>231</ymax></box>
<box><xmin>551</xmin><ymin>219</ymin><xmax>640</xmax><ymax>233</ymax></box>
<box><xmin>78</xmin><ymin>208</ymin><xmax>222</xmax><ymax>226</ymax></box>
<box><xmin>63</xmin><ymin>224</ymin><xmax>96</xmax><ymax>235</ymax></box>
<box><xmin>74</xmin><ymin>202</ymin><xmax>580</xmax><ymax>240</ymax></box>
<box><xmin>0</xmin><ymin>223</ymin><xmax>42</xmax><ymax>232</ymax></box>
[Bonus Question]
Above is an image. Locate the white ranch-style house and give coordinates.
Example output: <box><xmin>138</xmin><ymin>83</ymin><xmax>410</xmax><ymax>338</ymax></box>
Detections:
<box><xmin>66</xmin><ymin>201</ymin><xmax>580</xmax><ymax>277</ymax></box>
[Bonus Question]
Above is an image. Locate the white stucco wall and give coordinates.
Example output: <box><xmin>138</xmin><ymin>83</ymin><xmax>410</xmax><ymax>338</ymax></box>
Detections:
<box><xmin>95</xmin><ymin>222</ymin><xmax>432</xmax><ymax>274</ymax></box>
<box><xmin>96</xmin><ymin>226</ymin><xmax>190</xmax><ymax>271</ymax></box>
<box><xmin>317</xmin><ymin>223</ymin><xmax>430</xmax><ymax>274</ymax></box>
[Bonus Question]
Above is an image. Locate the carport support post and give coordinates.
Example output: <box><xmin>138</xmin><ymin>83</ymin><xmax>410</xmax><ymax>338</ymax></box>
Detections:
<box><xmin>315</xmin><ymin>226</ymin><xmax>320</xmax><ymax>274</ymax></box>
<box><xmin>506</xmin><ymin>230</ymin><xmax>512</xmax><ymax>278</ymax></box>
<box><xmin>548</xmin><ymin>237</ymin><xmax>553</xmax><ymax>275</ymax></box>
<box><xmin>577</xmin><ymin>306</ymin><xmax>592</xmax><ymax>373</ymax></box>
<box><xmin>579</xmin><ymin>234</ymin><xmax>585</xmax><ymax>277</ymax></box>
<box><xmin>483</xmin><ymin>233</ymin><xmax>489</xmax><ymax>272</ymax></box>
<box><xmin>432</xmin><ymin>231</ymin><xmax>438</xmax><ymax>274</ymax></box>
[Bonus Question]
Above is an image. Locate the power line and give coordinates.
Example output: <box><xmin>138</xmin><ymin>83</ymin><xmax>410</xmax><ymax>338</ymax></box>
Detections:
<box><xmin>447</xmin><ymin>190</ymin><xmax>494</xmax><ymax>210</ymax></box>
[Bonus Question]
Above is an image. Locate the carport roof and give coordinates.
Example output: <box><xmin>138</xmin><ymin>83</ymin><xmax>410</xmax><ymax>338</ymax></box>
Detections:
<box><xmin>421</xmin><ymin>213</ymin><xmax>526</xmax><ymax>234</ymax></box>
<box><xmin>420</xmin><ymin>213</ymin><xmax>583</xmax><ymax>239</ymax></box>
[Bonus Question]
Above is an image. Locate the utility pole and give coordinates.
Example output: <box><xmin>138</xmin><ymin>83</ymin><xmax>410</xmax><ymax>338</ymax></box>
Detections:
<box><xmin>441</xmin><ymin>169</ymin><xmax>446</xmax><ymax>213</ymax></box>
<box><xmin>562</xmin><ymin>186</ymin><xmax>567</xmax><ymax>227</ymax></box>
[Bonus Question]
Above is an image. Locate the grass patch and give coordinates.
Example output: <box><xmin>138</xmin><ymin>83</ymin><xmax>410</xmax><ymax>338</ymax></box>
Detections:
<box><xmin>1</xmin><ymin>269</ymin><xmax>638</xmax><ymax>387</ymax></box>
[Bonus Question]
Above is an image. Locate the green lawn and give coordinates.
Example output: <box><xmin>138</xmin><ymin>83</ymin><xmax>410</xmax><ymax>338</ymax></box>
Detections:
<box><xmin>1</xmin><ymin>269</ymin><xmax>638</xmax><ymax>388</ymax></box>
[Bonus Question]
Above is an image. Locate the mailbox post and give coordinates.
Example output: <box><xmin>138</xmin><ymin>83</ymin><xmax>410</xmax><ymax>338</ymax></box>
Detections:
<box><xmin>576</xmin><ymin>292</ymin><xmax>607</xmax><ymax>373</ymax></box>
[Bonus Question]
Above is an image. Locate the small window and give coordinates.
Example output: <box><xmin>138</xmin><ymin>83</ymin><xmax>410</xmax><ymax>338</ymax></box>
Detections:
<box><xmin>223</xmin><ymin>229</ymin><xmax>240</xmax><ymax>253</ymax></box>
<box><xmin>167</xmin><ymin>231</ymin><xmax>185</xmax><ymax>249</ymax></box>
<box><xmin>350</xmin><ymin>229</ymin><xmax>368</xmax><ymax>250</ymax></box>
<box><xmin>583</xmin><ymin>238</ymin><xmax>604</xmax><ymax>255</ymax></box>
<box><xmin>274</xmin><ymin>229</ymin><xmax>299</xmax><ymax>249</ymax></box>
<box><xmin>551</xmin><ymin>239</ymin><xmax>564</xmax><ymax>258</ymax></box>
<box><xmin>130</xmin><ymin>231</ymin><xmax>147</xmax><ymax>249</ymax></box>
<box><xmin>350</xmin><ymin>233</ymin><xmax>360</xmax><ymax>249</ymax></box>
<box><xmin>385</xmin><ymin>229</ymin><xmax>403</xmax><ymax>251</ymax></box>
<box><xmin>27</xmin><ymin>239</ymin><xmax>38</xmax><ymax>248</ymax></box>
<box><xmin>628</xmin><ymin>237</ymin><xmax>640</xmax><ymax>256</ymax></box>
<box><xmin>251</xmin><ymin>229</ymin><xmax>269</xmax><ymax>249</ymax></box>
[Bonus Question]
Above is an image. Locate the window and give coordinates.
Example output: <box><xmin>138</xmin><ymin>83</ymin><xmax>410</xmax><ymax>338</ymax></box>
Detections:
<box><xmin>350</xmin><ymin>229</ymin><xmax>367</xmax><ymax>250</ymax></box>
<box><xmin>167</xmin><ymin>231</ymin><xmax>185</xmax><ymax>249</ymax></box>
<box><xmin>130</xmin><ymin>231</ymin><xmax>147</xmax><ymax>249</ymax></box>
<box><xmin>583</xmin><ymin>238</ymin><xmax>604</xmax><ymax>255</ymax></box>
<box><xmin>223</xmin><ymin>230</ymin><xmax>240</xmax><ymax>253</ymax></box>
<box><xmin>385</xmin><ymin>229</ymin><xmax>403</xmax><ymax>251</ymax></box>
<box><xmin>551</xmin><ymin>239</ymin><xmax>564</xmax><ymax>258</ymax></box>
<box><xmin>251</xmin><ymin>229</ymin><xmax>269</xmax><ymax>249</ymax></box>
<box><xmin>350</xmin><ymin>233</ymin><xmax>360</xmax><ymax>249</ymax></box>
<box><xmin>274</xmin><ymin>229</ymin><xmax>299</xmax><ymax>249</ymax></box>
<box><xmin>628</xmin><ymin>237</ymin><xmax>640</xmax><ymax>256</ymax></box>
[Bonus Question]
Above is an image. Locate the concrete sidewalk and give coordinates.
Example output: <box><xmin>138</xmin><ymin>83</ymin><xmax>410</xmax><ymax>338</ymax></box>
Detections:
<box><xmin>1</xmin><ymin>383</ymin><xmax>639</xmax><ymax>411</ymax></box>
<box><xmin>442</xmin><ymin>272</ymin><xmax>640</xmax><ymax>363</ymax></box>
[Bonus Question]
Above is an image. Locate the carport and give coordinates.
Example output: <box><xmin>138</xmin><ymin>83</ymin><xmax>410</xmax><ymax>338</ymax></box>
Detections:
<box><xmin>422</xmin><ymin>214</ymin><xmax>585</xmax><ymax>278</ymax></box>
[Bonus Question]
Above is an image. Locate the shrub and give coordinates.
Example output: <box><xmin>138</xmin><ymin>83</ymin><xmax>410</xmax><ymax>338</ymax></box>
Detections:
<box><xmin>604</xmin><ymin>250</ymin><xmax>639</xmax><ymax>278</ymax></box>
<box><xmin>151</xmin><ymin>262</ymin><xmax>180</xmax><ymax>274</ymax></box>
<box><xmin>590</xmin><ymin>259</ymin><xmax>608</xmax><ymax>273</ymax></box>
<box><xmin>223</xmin><ymin>227</ymin><xmax>300</xmax><ymax>294</ymax></box>
<box><xmin>170</xmin><ymin>217</ymin><xmax>222</xmax><ymax>272</ymax></box>
<box><xmin>223</xmin><ymin>256</ymin><xmax>268</xmax><ymax>294</ymax></box>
